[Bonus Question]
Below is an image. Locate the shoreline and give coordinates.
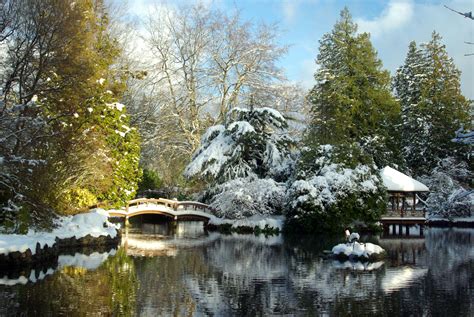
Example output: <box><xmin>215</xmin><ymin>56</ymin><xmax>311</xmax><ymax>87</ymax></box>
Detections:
<box><xmin>425</xmin><ymin>218</ymin><xmax>474</xmax><ymax>228</ymax></box>
<box><xmin>0</xmin><ymin>230</ymin><xmax>120</xmax><ymax>271</ymax></box>
<box><xmin>1</xmin><ymin>213</ymin><xmax>472</xmax><ymax>272</ymax></box>
<box><xmin>0</xmin><ymin>209</ymin><xmax>121</xmax><ymax>272</ymax></box>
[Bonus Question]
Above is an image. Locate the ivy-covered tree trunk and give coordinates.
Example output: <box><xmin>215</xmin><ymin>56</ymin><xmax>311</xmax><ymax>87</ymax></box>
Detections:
<box><xmin>0</xmin><ymin>0</ymin><xmax>142</xmax><ymax>229</ymax></box>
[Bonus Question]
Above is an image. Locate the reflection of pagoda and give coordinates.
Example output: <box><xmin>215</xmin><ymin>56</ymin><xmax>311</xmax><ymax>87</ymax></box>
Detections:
<box><xmin>378</xmin><ymin>238</ymin><xmax>426</xmax><ymax>266</ymax></box>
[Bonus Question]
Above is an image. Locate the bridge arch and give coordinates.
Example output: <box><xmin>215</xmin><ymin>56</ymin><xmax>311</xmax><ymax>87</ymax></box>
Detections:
<box><xmin>105</xmin><ymin>198</ymin><xmax>216</xmax><ymax>223</ymax></box>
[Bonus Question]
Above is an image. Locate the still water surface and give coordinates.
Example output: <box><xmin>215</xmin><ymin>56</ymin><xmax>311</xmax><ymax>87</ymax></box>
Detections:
<box><xmin>0</xmin><ymin>222</ymin><xmax>473</xmax><ymax>316</ymax></box>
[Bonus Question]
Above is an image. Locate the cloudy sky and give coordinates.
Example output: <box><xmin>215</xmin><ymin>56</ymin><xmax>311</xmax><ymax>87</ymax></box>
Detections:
<box><xmin>127</xmin><ymin>0</ymin><xmax>474</xmax><ymax>99</ymax></box>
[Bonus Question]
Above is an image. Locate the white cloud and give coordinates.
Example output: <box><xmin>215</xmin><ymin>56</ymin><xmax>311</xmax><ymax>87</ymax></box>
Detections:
<box><xmin>299</xmin><ymin>58</ymin><xmax>317</xmax><ymax>89</ymax></box>
<box><xmin>357</xmin><ymin>0</ymin><xmax>414</xmax><ymax>38</ymax></box>
<box><xmin>282</xmin><ymin>0</ymin><xmax>300</xmax><ymax>24</ymax></box>
<box><xmin>354</xmin><ymin>0</ymin><xmax>473</xmax><ymax>100</ymax></box>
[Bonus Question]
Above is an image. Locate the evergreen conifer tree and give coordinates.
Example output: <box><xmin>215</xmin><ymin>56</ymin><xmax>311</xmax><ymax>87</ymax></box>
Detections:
<box><xmin>286</xmin><ymin>8</ymin><xmax>393</xmax><ymax>232</ymax></box>
<box><xmin>393</xmin><ymin>41</ymin><xmax>430</xmax><ymax>172</ymax></box>
<box><xmin>394</xmin><ymin>32</ymin><xmax>471</xmax><ymax>176</ymax></box>
<box><xmin>306</xmin><ymin>8</ymin><xmax>401</xmax><ymax>168</ymax></box>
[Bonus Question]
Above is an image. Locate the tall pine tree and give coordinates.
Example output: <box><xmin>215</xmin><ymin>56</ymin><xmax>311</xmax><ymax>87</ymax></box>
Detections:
<box><xmin>306</xmin><ymin>8</ymin><xmax>401</xmax><ymax>168</ymax></box>
<box><xmin>393</xmin><ymin>41</ymin><xmax>429</xmax><ymax>172</ymax></box>
<box><xmin>286</xmin><ymin>8</ymin><xmax>395</xmax><ymax>232</ymax></box>
<box><xmin>394</xmin><ymin>32</ymin><xmax>471</xmax><ymax>176</ymax></box>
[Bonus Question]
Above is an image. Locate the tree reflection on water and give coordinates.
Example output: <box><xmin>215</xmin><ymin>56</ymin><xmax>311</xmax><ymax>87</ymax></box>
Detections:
<box><xmin>0</xmin><ymin>224</ymin><xmax>472</xmax><ymax>316</ymax></box>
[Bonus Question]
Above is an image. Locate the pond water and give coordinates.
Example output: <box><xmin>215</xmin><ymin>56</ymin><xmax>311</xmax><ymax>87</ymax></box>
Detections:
<box><xmin>0</xmin><ymin>222</ymin><xmax>473</xmax><ymax>316</ymax></box>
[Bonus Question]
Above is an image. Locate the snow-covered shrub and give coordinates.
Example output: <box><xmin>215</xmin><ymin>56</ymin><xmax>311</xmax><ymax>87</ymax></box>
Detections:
<box><xmin>184</xmin><ymin>107</ymin><xmax>296</xmax><ymax>184</ymax></box>
<box><xmin>184</xmin><ymin>107</ymin><xmax>296</xmax><ymax>218</ymax></box>
<box><xmin>419</xmin><ymin>158</ymin><xmax>473</xmax><ymax>218</ymax></box>
<box><xmin>452</xmin><ymin>126</ymin><xmax>474</xmax><ymax>146</ymax></box>
<box><xmin>208</xmin><ymin>177</ymin><xmax>286</xmax><ymax>219</ymax></box>
<box><xmin>286</xmin><ymin>144</ymin><xmax>386</xmax><ymax>232</ymax></box>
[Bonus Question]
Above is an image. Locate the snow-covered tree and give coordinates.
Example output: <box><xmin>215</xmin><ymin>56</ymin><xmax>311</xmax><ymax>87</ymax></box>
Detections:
<box><xmin>285</xmin><ymin>8</ymin><xmax>393</xmax><ymax>232</ymax></box>
<box><xmin>184</xmin><ymin>107</ymin><xmax>295</xmax><ymax>184</ymax></box>
<box><xmin>306</xmin><ymin>8</ymin><xmax>401</xmax><ymax>168</ymax></box>
<box><xmin>286</xmin><ymin>144</ymin><xmax>386</xmax><ymax>232</ymax></box>
<box><xmin>394</xmin><ymin>33</ymin><xmax>471</xmax><ymax>176</ymax></box>
<box><xmin>393</xmin><ymin>41</ymin><xmax>430</xmax><ymax>172</ymax></box>
<box><xmin>247</xmin><ymin>83</ymin><xmax>311</xmax><ymax>140</ymax></box>
<box><xmin>419</xmin><ymin>158</ymin><xmax>473</xmax><ymax>219</ymax></box>
<box><xmin>453</xmin><ymin>127</ymin><xmax>474</xmax><ymax>146</ymax></box>
<box><xmin>208</xmin><ymin>178</ymin><xmax>286</xmax><ymax>219</ymax></box>
<box><xmin>184</xmin><ymin>107</ymin><xmax>295</xmax><ymax>218</ymax></box>
<box><xmin>126</xmin><ymin>3</ymin><xmax>291</xmax><ymax>185</ymax></box>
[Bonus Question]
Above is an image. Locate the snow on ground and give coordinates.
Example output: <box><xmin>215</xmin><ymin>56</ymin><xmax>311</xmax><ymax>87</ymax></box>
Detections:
<box><xmin>208</xmin><ymin>215</ymin><xmax>285</xmax><ymax>231</ymax></box>
<box><xmin>52</xmin><ymin>208</ymin><xmax>118</xmax><ymax>240</ymax></box>
<box><xmin>332</xmin><ymin>242</ymin><xmax>385</xmax><ymax>258</ymax></box>
<box><xmin>0</xmin><ymin>209</ymin><xmax>119</xmax><ymax>256</ymax></box>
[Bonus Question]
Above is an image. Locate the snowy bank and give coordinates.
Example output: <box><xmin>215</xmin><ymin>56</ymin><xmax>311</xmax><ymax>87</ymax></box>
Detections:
<box><xmin>426</xmin><ymin>216</ymin><xmax>474</xmax><ymax>228</ymax></box>
<box><xmin>207</xmin><ymin>215</ymin><xmax>284</xmax><ymax>234</ymax></box>
<box><xmin>0</xmin><ymin>249</ymin><xmax>117</xmax><ymax>286</ymax></box>
<box><xmin>332</xmin><ymin>242</ymin><xmax>385</xmax><ymax>261</ymax></box>
<box><xmin>0</xmin><ymin>209</ymin><xmax>120</xmax><ymax>268</ymax></box>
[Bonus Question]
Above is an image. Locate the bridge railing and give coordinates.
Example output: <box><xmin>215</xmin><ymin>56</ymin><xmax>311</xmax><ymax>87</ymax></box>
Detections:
<box><xmin>176</xmin><ymin>201</ymin><xmax>217</xmax><ymax>214</ymax></box>
<box><xmin>126</xmin><ymin>198</ymin><xmax>178</xmax><ymax>212</ymax></box>
<box><xmin>126</xmin><ymin>198</ymin><xmax>217</xmax><ymax>215</ymax></box>
<box><xmin>126</xmin><ymin>198</ymin><xmax>215</xmax><ymax>212</ymax></box>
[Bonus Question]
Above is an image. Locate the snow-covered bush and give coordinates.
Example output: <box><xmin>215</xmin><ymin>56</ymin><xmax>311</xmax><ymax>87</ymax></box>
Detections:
<box><xmin>419</xmin><ymin>158</ymin><xmax>473</xmax><ymax>218</ymax></box>
<box><xmin>208</xmin><ymin>177</ymin><xmax>286</xmax><ymax>219</ymax></box>
<box><xmin>184</xmin><ymin>107</ymin><xmax>296</xmax><ymax>219</ymax></box>
<box><xmin>184</xmin><ymin>107</ymin><xmax>296</xmax><ymax>184</ymax></box>
<box><xmin>286</xmin><ymin>144</ymin><xmax>386</xmax><ymax>232</ymax></box>
<box><xmin>452</xmin><ymin>127</ymin><xmax>474</xmax><ymax>146</ymax></box>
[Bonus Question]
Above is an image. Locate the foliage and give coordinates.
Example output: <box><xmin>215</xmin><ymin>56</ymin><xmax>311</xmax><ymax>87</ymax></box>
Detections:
<box><xmin>207</xmin><ymin>177</ymin><xmax>286</xmax><ymax>219</ymax></box>
<box><xmin>138</xmin><ymin>169</ymin><xmax>163</xmax><ymax>192</ymax></box>
<box><xmin>285</xmin><ymin>144</ymin><xmax>386</xmax><ymax>233</ymax></box>
<box><xmin>124</xmin><ymin>3</ymin><xmax>294</xmax><ymax>186</ymax></box>
<box><xmin>0</xmin><ymin>0</ymin><xmax>141</xmax><ymax>227</ymax></box>
<box><xmin>60</xmin><ymin>188</ymin><xmax>98</xmax><ymax>215</ymax></box>
<box><xmin>393</xmin><ymin>33</ymin><xmax>471</xmax><ymax>176</ymax></box>
<box><xmin>306</xmin><ymin>8</ymin><xmax>402</xmax><ymax>168</ymax></box>
<box><xmin>184</xmin><ymin>107</ymin><xmax>296</xmax><ymax>185</ymax></box>
<box><xmin>419</xmin><ymin>157</ymin><xmax>473</xmax><ymax>219</ymax></box>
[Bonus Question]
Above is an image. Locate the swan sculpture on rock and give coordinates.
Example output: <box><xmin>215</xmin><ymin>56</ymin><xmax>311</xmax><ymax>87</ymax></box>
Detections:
<box><xmin>345</xmin><ymin>228</ymin><xmax>360</xmax><ymax>244</ymax></box>
<box><xmin>333</xmin><ymin>229</ymin><xmax>385</xmax><ymax>261</ymax></box>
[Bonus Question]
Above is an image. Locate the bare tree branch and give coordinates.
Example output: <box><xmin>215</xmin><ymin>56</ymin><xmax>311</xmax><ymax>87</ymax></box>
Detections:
<box><xmin>444</xmin><ymin>5</ymin><xmax>473</xmax><ymax>20</ymax></box>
